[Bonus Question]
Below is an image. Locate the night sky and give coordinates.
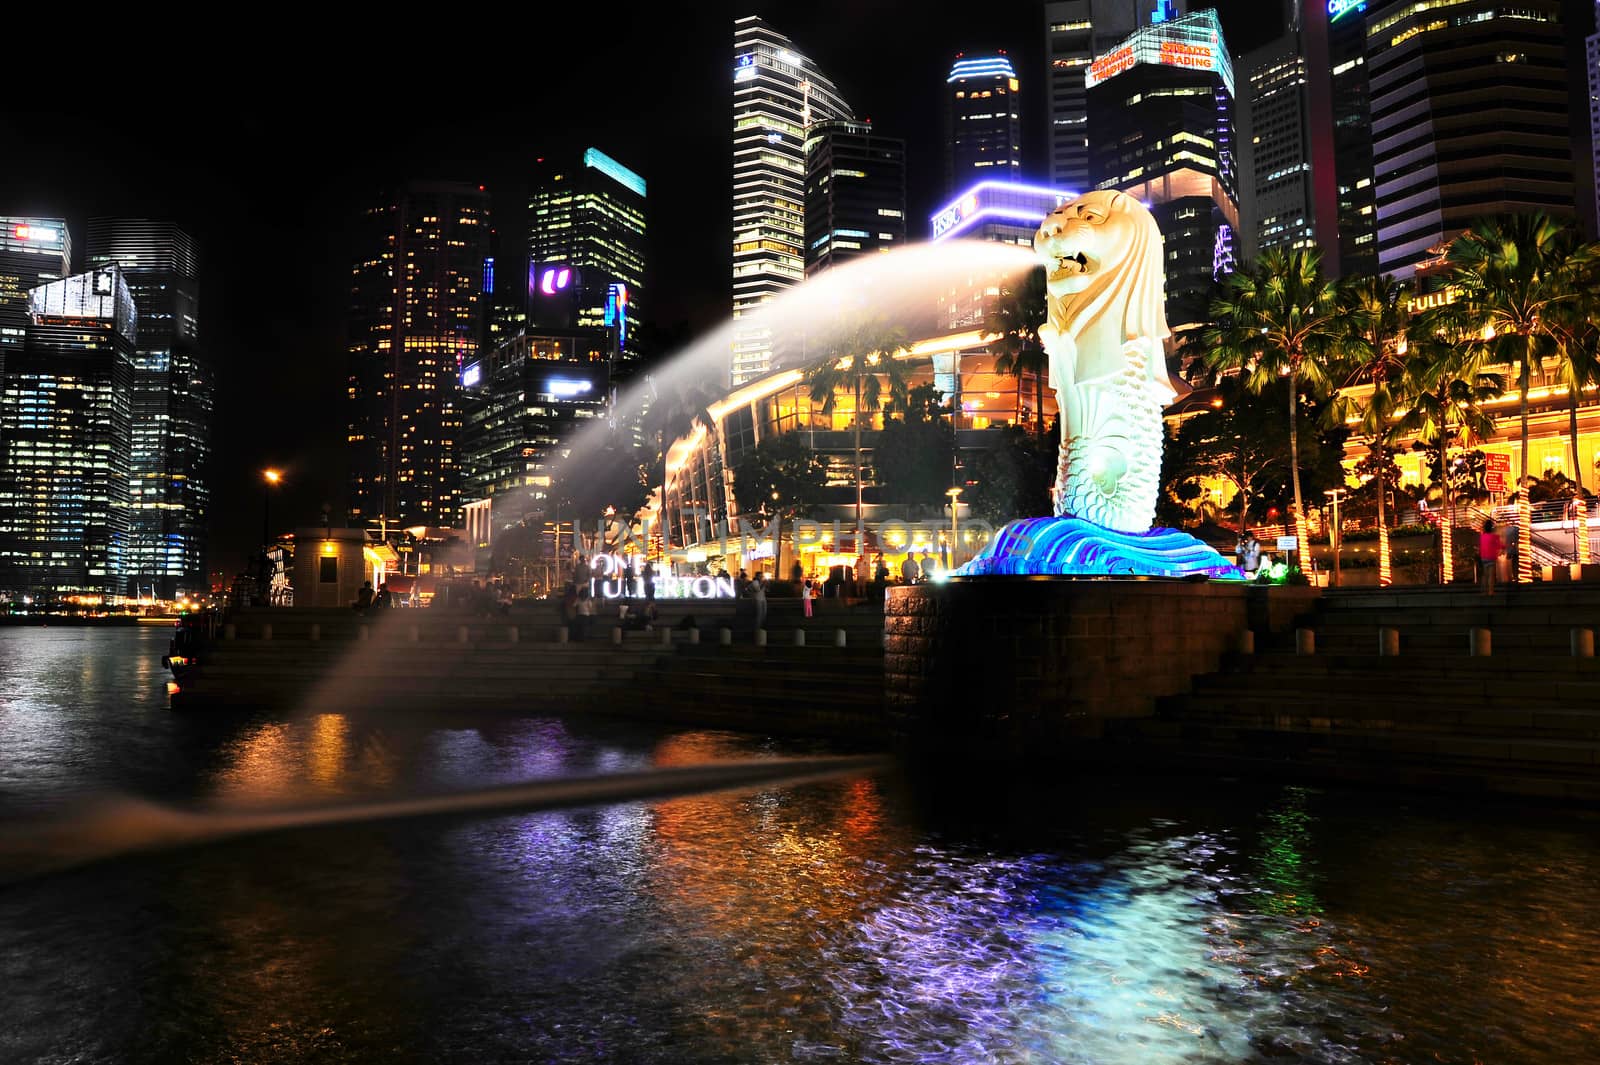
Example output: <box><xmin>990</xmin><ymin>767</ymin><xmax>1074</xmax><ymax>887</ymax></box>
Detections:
<box><xmin>1</xmin><ymin>1</ymin><xmax>1589</xmax><ymax>576</ymax></box>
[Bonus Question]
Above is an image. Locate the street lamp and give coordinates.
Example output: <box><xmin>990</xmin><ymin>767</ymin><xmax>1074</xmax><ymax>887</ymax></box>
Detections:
<box><xmin>262</xmin><ymin>469</ymin><xmax>282</xmax><ymax>549</ymax></box>
<box><xmin>947</xmin><ymin>487</ymin><xmax>964</xmax><ymax>572</ymax></box>
<box><xmin>1323</xmin><ymin>487</ymin><xmax>1346</xmax><ymax>588</ymax></box>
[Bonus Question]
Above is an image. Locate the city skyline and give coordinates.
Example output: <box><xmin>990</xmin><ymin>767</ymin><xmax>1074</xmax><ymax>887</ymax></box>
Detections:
<box><xmin>1</xmin><ymin>0</ymin><xmax>1592</xmax><ymax>577</ymax></box>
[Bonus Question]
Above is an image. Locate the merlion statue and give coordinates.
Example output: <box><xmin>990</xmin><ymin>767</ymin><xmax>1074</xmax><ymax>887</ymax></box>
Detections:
<box><xmin>1034</xmin><ymin>190</ymin><xmax>1176</xmax><ymax>534</ymax></box>
<box><xmin>953</xmin><ymin>190</ymin><xmax>1241</xmax><ymax>579</ymax></box>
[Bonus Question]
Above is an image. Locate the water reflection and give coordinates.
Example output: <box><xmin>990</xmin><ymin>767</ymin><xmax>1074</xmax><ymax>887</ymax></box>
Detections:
<box><xmin>3</xmin><ymin>630</ymin><xmax>1599</xmax><ymax>1063</ymax></box>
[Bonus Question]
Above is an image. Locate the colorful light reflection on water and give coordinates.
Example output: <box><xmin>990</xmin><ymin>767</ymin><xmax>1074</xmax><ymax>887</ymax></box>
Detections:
<box><xmin>2</xmin><ymin>629</ymin><xmax>1599</xmax><ymax>1063</ymax></box>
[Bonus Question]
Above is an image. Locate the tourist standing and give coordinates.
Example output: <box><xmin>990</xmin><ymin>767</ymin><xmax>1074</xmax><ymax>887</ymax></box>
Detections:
<box><xmin>751</xmin><ymin>573</ymin><xmax>768</xmax><ymax>631</ymax></box>
<box><xmin>900</xmin><ymin>554</ymin><xmax>920</xmax><ymax>585</ymax></box>
<box><xmin>1237</xmin><ymin>531</ymin><xmax>1261</xmax><ymax>576</ymax></box>
<box><xmin>801</xmin><ymin>576</ymin><xmax>814</xmax><ymax>618</ymax></box>
<box><xmin>1479</xmin><ymin>519</ymin><xmax>1503</xmax><ymax>596</ymax></box>
<box><xmin>642</xmin><ymin>560</ymin><xmax>657</xmax><ymax>603</ymax></box>
<box><xmin>575</xmin><ymin>588</ymin><xmax>595</xmax><ymax>640</ymax></box>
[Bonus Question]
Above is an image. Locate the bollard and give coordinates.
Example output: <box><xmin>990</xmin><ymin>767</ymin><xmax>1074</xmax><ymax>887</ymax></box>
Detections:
<box><xmin>359</xmin><ymin>624</ymin><xmax>369</xmax><ymax>642</ymax></box>
<box><xmin>457</xmin><ymin>625</ymin><xmax>470</xmax><ymax>644</ymax></box>
<box><xmin>719</xmin><ymin>627</ymin><xmax>732</xmax><ymax>646</ymax></box>
<box><xmin>834</xmin><ymin>629</ymin><xmax>847</xmax><ymax>648</ymax></box>
<box><xmin>1572</xmin><ymin>628</ymin><xmax>1595</xmax><ymax>658</ymax></box>
<box><xmin>1469</xmin><ymin>627</ymin><xmax>1492</xmax><ymax>657</ymax></box>
<box><xmin>556</xmin><ymin>626</ymin><xmax>569</xmax><ymax>644</ymax></box>
<box><xmin>755</xmin><ymin>628</ymin><xmax>767</xmax><ymax>647</ymax></box>
<box><xmin>1236</xmin><ymin>630</ymin><xmax>1255</xmax><ymax>655</ymax></box>
<box><xmin>260</xmin><ymin>623</ymin><xmax>272</xmax><ymax>642</ymax></box>
<box><xmin>794</xmin><ymin>629</ymin><xmax>806</xmax><ymax>647</ymax></box>
<box><xmin>688</xmin><ymin>627</ymin><xmax>700</xmax><ymax>645</ymax></box>
<box><xmin>661</xmin><ymin>627</ymin><xmax>673</xmax><ymax>647</ymax></box>
<box><xmin>310</xmin><ymin>623</ymin><xmax>321</xmax><ymax>642</ymax></box>
<box><xmin>223</xmin><ymin>623</ymin><xmax>236</xmax><ymax>641</ymax></box>
<box><xmin>1378</xmin><ymin>627</ymin><xmax>1400</xmax><ymax>657</ymax></box>
<box><xmin>407</xmin><ymin>624</ymin><xmax>420</xmax><ymax>644</ymax></box>
<box><xmin>611</xmin><ymin>626</ymin><xmax>623</xmax><ymax>645</ymax></box>
<box><xmin>1294</xmin><ymin>628</ymin><xmax>1315</xmax><ymax>656</ymax></box>
<box><xmin>507</xmin><ymin>625</ymin><xmax>519</xmax><ymax>644</ymax></box>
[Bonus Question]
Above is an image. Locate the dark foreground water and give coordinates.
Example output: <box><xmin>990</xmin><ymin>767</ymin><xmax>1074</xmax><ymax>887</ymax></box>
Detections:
<box><xmin>1</xmin><ymin>628</ymin><xmax>1598</xmax><ymax>1064</ymax></box>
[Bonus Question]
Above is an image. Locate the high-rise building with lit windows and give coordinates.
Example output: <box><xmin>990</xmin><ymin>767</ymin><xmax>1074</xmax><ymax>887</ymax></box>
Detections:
<box><xmin>945</xmin><ymin>54</ymin><xmax>1023</xmax><ymax>194</ymax></box>
<box><xmin>527</xmin><ymin>149</ymin><xmax>645</xmax><ymax>362</ymax></box>
<box><xmin>0</xmin><ymin>217</ymin><xmax>71</xmax><ymax>371</ymax></box>
<box><xmin>1327</xmin><ymin>0</ymin><xmax>1378</xmax><ymax>277</ymax></box>
<box><xmin>346</xmin><ymin>182</ymin><xmax>491</xmax><ymax>532</ymax></box>
<box><xmin>732</xmin><ymin>15</ymin><xmax>853</xmax><ymax>387</ymax></box>
<box><xmin>929</xmin><ymin>180</ymin><xmax>1076</xmax><ymax>332</ymax></box>
<box><xmin>1365</xmin><ymin>0</ymin><xmax>1572</xmax><ymax>277</ymax></box>
<box><xmin>0</xmin><ymin>267</ymin><xmax>136</xmax><ymax>602</ymax></box>
<box><xmin>1587</xmin><ymin>1</ymin><xmax>1599</xmax><ymax>237</ymax></box>
<box><xmin>1044</xmin><ymin>1</ymin><xmax>1187</xmax><ymax>194</ymax></box>
<box><xmin>804</xmin><ymin>119</ymin><xmax>906</xmax><ymax>276</ymax></box>
<box><xmin>1239</xmin><ymin>1</ymin><xmax>1339</xmax><ymax>265</ymax></box>
<box><xmin>85</xmin><ymin>220</ymin><xmax>209</xmax><ymax>600</ymax></box>
<box><xmin>1085</xmin><ymin>7</ymin><xmax>1237</xmax><ymax>333</ymax></box>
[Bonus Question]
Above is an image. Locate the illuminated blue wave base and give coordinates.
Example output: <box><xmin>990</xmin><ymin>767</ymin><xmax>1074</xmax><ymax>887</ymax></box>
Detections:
<box><xmin>954</xmin><ymin>517</ymin><xmax>1244</xmax><ymax>580</ymax></box>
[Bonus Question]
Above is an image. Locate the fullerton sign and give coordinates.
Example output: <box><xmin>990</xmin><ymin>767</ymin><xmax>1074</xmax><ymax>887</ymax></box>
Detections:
<box><xmin>588</xmin><ymin>553</ymin><xmax>737</xmax><ymax>600</ymax></box>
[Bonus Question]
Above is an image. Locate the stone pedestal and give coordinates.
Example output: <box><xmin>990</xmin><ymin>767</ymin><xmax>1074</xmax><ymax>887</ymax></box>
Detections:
<box><xmin>884</xmin><ymin>579</ymin><xmax>1315</xmax><ymax>756</ymax></box>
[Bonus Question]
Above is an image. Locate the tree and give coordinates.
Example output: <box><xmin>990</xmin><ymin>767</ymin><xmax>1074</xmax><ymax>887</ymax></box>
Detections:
<box><xmin>1404</xmin><ymin>300</ymin><xmax>1502</xmax><ymax>521</ymax></box>
<box><xmin>639</xmin><ymin>370</ymin><xmax>718</xmax><ymax>549</ymax></box>
<box><xmin>550</xmin><ymin>444</ymin><xmax>651</xmax><ymax>548</ymax></box>
<box><xmin>1328</xmin><ymin>274</ymin><xmax>1411</xmax><ymax>533</ymax></box>
<box><xmin>965</xmin><ymin>427</ymin><xmax>1055</xmax><ymax>526</ymax></box>
<box><xmin>801</xmin><ymin>316</ymin><xmax>910</xmax><ymax>548</ymax></box>
<box><xmin>985</xmin><ymin>265</ymin><xmax>1049</xmax><ymax>434</ymax></box>
<box><xmin>1545</xmin><ymin>252</ymin><xmax>1600</xmax><ymax>491</ymax></box>
<box><xmin>1447</xmin><ymin>214</ymin><xmax>1588</xmax><ymax>487</ymax></box>
<box><xmin>875</xmin><ymin>384</ymin><xmax>956</xmax><ymax>506</ymax></box>
<box><xmin>1202</xmin><ymin>248</ymin><xmax>1350</xmax><ymax>543</ymax></box>
<box><xmin>730</xmin><ymin>432</ymin><xmax>828</xmax><ymax>520</ymax></box>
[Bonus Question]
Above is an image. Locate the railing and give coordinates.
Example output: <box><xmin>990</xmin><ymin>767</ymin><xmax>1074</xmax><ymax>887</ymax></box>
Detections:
<box><xmin>1470</xmin><ymin>503</ymin><xmax>1582</xmax><ymax>567</ymax></box>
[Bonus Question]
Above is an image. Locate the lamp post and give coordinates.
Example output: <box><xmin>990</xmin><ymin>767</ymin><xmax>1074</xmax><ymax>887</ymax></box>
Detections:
<box><xmin>947</xmin><ymin>487</ymin><xmax>964</xmax><ymax>572</ymax></box>
<box><xmin>1323</xmin><ymin>487</ymin><xmax>1346</xmax><ymax>588</ymax></box>
<box><xmin>262</xmin><ymin>469</ymin><xmax>282</xmax><ymax>549</ymax></box>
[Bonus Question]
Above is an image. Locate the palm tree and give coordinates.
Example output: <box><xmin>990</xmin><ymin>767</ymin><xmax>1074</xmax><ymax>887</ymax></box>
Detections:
<box><xmin>985</xmin><ymin>265</ymin><xmax>1049</xmax><ymax>434</ymax></box>
<box><xmin>1404</xmin><ymin>300</ymin><xmax>1502</xmax><ymax>580</ymax></box>
<box><xmin>1203</xmin><ymin>248</ymin><xmax>1349</xmax><ymax>553</ymax></box>
<box><xmin>1328</xmin><ymin>275</ymin><xmax>1411</xmax><ymax>540</ymax></box>
<box><xmin>802</xmin><ymin>317</ymin><xmax>910</xmax><ymax>551</ymax></box>
<box><xmin>1447</xmin><ymin>214</ymin><xmax>1587</xmax><ymax>487</ymax></box>
<box><xmin>1545</xmin><ymin>246</ymin><xmax>1600</xmax><ymax>491</ymax></box>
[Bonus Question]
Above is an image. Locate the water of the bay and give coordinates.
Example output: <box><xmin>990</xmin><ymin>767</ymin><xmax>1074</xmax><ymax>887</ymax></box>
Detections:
<box><xmin>1</xmin><ymin>626</ymin><xmax>1597</xmax><ymax>1064</ymax></box>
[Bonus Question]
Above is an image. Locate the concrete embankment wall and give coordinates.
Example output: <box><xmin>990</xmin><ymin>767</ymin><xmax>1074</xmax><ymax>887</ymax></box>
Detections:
<box><xmin>884</xmin><ymin>580</ymin><xmax>1316</xmax><ymax>754</ymax></box>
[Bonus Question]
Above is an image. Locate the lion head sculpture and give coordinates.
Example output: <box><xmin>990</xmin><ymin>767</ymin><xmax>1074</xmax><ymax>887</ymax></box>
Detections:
<box><xmin>1033</xmin><ymin>190</ymin><xmax>1173</xmax><ymax>391</ymax></box>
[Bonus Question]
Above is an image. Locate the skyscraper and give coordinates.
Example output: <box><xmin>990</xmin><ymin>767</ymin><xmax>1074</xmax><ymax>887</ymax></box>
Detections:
<box><xmin>347</xmin><ymin>182</ymin><xmax>491</xmax><ymax>533</ymax></box>
<box><xmin>0</xmin><ymin>218</ymin><xmax>70</xmax><ymax>372</ymax></box>
<box><xmin>732</xmin><ymin>15</ymin><xmax>853</xmax><ymax>387</ymax></box>
<box><xmin>1044</xmin><ymin>1</ymin><xmax>1187</xmax><ymax>193</ymax></box>
<box><xmin>527</xmin><ymin>148</ymin><xmax>646</xmax><ymax>362</ymax></box>
<box><xmin>804</xmin><ymin>119</ymin><xmax>906</xmax><ymax>276</ymax></box>
<box><xmin>1085</xmin><ymin>7</ymin><xmax>1238</xmax><ymax>333</ymax></box>
<box><xmin>0</xmin><ymin>267</ymin><xmax>135</xmax><ymax>602</ymax></box>
<box><xmin>1588</xmin><ymin>1</ymin><xmax>1600</xmax><ymax>237</ymax></box>
<box><xmin>85</xmin><ymin>220</ymin><xmax>209</xmax><ymax>599</ymax></box>
<box><xmin>1327</xmin><ymin>0</ymin><xmax>1378</xmax><ymax>276</ymax></box>
<box><xmin>1365</xmin><ymin>0</ymin><xmax>1573</xmax><ymax>277</ymax></box>
<box><xmin>1239</xmin><ymin>1</ymin><xmax>1339</xmax><ymax>265</ymax></box>
<box><xmin>945</xmin><ymin>54</ymin><xmax>1023</xmax><ymax>193</ymax></box>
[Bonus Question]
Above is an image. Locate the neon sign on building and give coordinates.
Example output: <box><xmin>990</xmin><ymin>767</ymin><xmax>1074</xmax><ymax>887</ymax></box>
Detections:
<box><xmin>1082</xmin><ymin>10</ymin><xmax>1233</xmax><ymax>97</ymax></box>
<box><xmin>588</xmin><ymin>553</ymin><xmax>738</xmax><ymax>599</ymax></box>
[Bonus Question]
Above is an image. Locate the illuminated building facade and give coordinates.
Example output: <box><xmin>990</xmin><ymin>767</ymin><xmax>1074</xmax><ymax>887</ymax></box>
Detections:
<box><xmin>1365</xmin><ymin>0</ymin><xmax>1573</xmax><ymax>277</ymax></box>
<box><xmin>1085</xmin><ymin>7</ymin><xmax>1238</xmax><ymax>333</ymax></box>
<box><xmin>347</xmin><ymin>181</ymin><xmax>490</xmax><ymax>532</ymax></box>
<box><xmin>929</xmin><ymin>180</ymin><xmax>1075</xmax><ymax>331</ymax></box>
<box><xmin>945</xmin><ymin>55</ymin><xmax>1023</xmax><ymax>194</ymax></box>
<box><xmin>732</xmin><ymin>15</ymin><xmax>853</xmax><ymax>387</ymax></box>
<box><xmin>1328</xmin><ymin>0</ymin><xmax>1378</xmax><ymax>276</ymax></box>
<box><xmin>459</xmin><ymin>331</ymin><xmax>613</xmax><ymax>510</ymax></box>
<box><xmin>85</xmin><ymin>220</ymin><xmax>209</xmax><ymax>600</ymax></box>
<box><xmin>1044</xmin><ymin>1</ymin><xmax>1187</xmax><ymax>194</ymax></box>
<box><xmin>0</xmin><ymin>218</ymin><xmax>71</xmax><ymax>371</ymax></box>
<box><xmin>0</xmin><ymin>267</ymin><xmax>135</xmax><ymax>602</ymax></box>
<box><xmin>1239</xmin><ymin>1</ymin><xmax>1339</xmax><ymax>264</ymax></box>
<box><xmin>527</xmin><ymin>149</ymin><xmax>645</xmax><ymax>362</ymax></box>
<box><xmin>803</xmin><ymin>119</ymin><xmax>906</xmax><ymax>276</ymax></box>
